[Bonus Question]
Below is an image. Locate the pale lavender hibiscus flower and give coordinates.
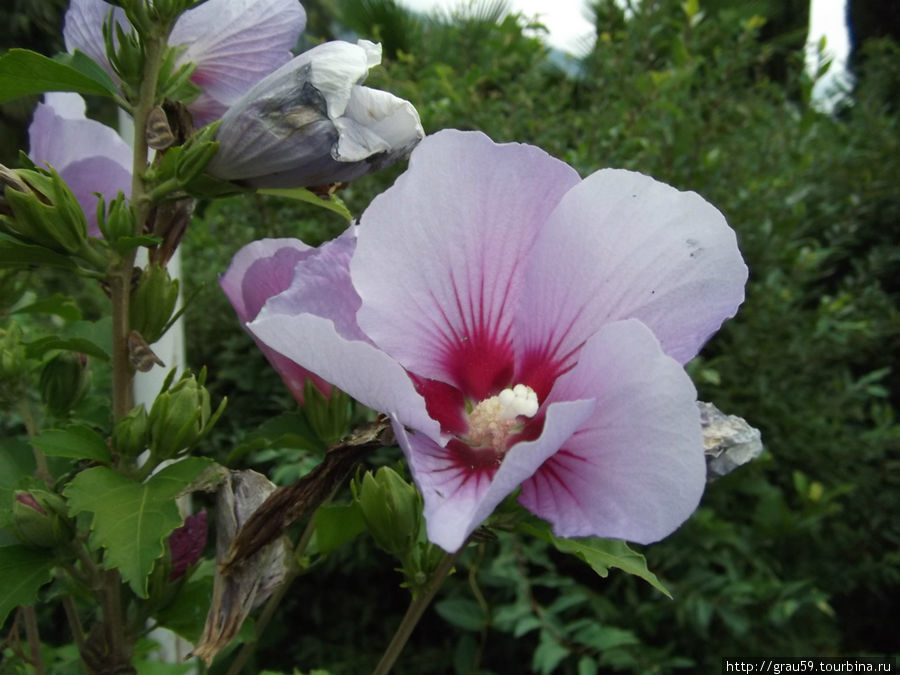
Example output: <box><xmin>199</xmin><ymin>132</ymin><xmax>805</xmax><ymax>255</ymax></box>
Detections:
<box><xmin>220</xmin><ymin>236</ymin><xmax>340</xmax><ymax>403</ymax></box>
<box><xmin>28</xmin><ymin>92</ymin><xmax>132</xmax><ymax>237</ymax></box>
<box><xmin>235</xmin><ymin>130</ymin><xmax>749</xmax><ymax>552</ymax></box>
<box><xmin>63</xmin><ymin>0</ymin><xmax>306</xmax><ymax>126</ymax></box>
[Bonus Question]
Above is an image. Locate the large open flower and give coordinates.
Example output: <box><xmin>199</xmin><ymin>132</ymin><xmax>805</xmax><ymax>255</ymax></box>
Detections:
<box><xmin>239</xmin><ymin>130</ymin><xmax>748</xmax><ymax>552</ymax></box>
<box><xmin>63</xmin><ymin>0</ymin><xmax>306</xmax><ymax>125</ymax></box>
<box><xmin>28</xmin><ymin>92</ymin><xmax>132</xmax><ymax>237</ymax></box>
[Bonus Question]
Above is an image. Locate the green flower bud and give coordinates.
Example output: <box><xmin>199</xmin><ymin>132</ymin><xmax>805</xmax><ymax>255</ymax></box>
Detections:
<box><xmin>355</xmin><ymin>467</ymin><xmax>422</xmax><ymax>560</ymax></box>
<box><xmin>148</xmin><ymin>370</ymin><xmax>225</xmax><ymax>460</ymax></box>
<box><xmin>98</xmin><ymin>192</ymin><xmax>136</xmax><ymax>246</ymax></box>
<box><xmin>39</xmin><ymin>351</ymin><xmax>90</xmax><ymax>417</ymax></box>
<box><xmin>303</xmin><ymin>380</ymin><xmax>352</xmax><ymax>446</ymax></box>
<box><xmin>12</xmin><ymin>489</ymin><xmax>74</xmax><ymax>549</ymax></box>
<box><xmin>0</xmin><ymin>165</ymin><xmax>87</xmax><ymax>253</ymax></box>
<box><xmin>130</xmin><ymin>263</ymin><xmax>179</xmax><ymax>344</ymax></box>
<box><xmin>111</xmin><ymin>403</ymin><xmax>149</xmax><ymax>458</ymax></box>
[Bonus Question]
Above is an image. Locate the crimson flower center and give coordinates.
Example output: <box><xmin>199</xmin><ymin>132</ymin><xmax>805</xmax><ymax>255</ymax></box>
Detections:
<box><xmin>465</xmin><ymin>384</ymin><xmax>539</xmax><ymax>451</ymax></box>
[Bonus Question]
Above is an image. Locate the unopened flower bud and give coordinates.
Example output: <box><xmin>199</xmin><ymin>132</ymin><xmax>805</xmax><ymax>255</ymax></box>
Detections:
<box><xmin>39</xmin><ymin>351</ymin><xmax>90</xmax><ymax>416</ymax></box>
<box><xmin>98</xmin><ymin>192</ymin><xmax>136</xmax><ymax>246</ymax></box>
<box><xmin>148</xmin><ymin>370</ymin><xmax>225</xmax><ymax>460</ymax></box>
<box><xmin>355</xmin><ymin>467</ymin><xmax>421</xmax><ymax>559</ymax></box>
<box><xmin>302</xmin><ymin>380</ymin><xmax>351</xmax><ymax>446</ymax></box>
<box><xmin>168</xmin><ymin>510</ymin><xmax>207</xmax><ymax>580</ymax></box>
<box><xmin>130</xmin><ymin>263</ymin><xmax>179</xmax><ymax>344</ymax></box>
<box><xmin>206</xmin><ymin>40</ymin><xmax>424</xmax><ymax>189</ymax></box>
<box><xmin>0</xmin><ymin>165</ymin><xmax>87</xmax><ymax>253</ymax></box>
<box><xmin>111</xmin><ymin>403</ymin><xmax>149</xmax><ymax>458</ymax></box>
<box><xmin>13</xmin><ymin>489</ymin><xmax>74</xmax><ymax>549</ymax></box>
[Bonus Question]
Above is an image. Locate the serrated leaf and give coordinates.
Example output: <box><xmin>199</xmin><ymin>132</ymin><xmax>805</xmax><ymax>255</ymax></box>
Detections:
<box><xmin>31</xmin><ymin>425</ymin><xmax>111</xmax><ymax>463</ymax></box>
<box><xmin>0</xmin><ymin>49</ymin><xmax>116</xmax><ymax>103</ymax></box>
<box><xmin>0</xmin><ymin>546</ymin><xmax>56</xmax><ymax>624</ymax></box>
<box><xmin>520</xmin><ymin>521</ymin><xmax>671</xmax><ymax>597</ymax></box>
<box><xmin>63</xmin><ymin>458</ymin><xmax>216</xmax><ymax>597</ymax></box>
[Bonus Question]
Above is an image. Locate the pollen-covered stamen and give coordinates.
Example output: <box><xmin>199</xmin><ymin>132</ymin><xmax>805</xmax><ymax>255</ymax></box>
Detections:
<box><xmin>466</xmin><ymin>384</ymin><xmax>539</xmax><ymax>450</ymax></box>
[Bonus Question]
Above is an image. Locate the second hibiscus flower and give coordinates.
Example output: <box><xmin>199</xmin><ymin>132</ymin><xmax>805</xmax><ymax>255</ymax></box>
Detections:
<box><xmin>225</xmin><ymin>129</ymin><xmax>748</xmax><ymax>552</ymax></box>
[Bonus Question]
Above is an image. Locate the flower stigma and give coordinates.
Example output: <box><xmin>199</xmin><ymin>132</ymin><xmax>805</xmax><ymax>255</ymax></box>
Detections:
<box><xmin>466</xmin><ymin>384</ymin><xmax>539</xmax><ymax>450</ymax></box>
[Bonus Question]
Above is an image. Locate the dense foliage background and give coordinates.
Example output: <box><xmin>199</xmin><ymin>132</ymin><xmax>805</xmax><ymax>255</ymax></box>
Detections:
<box><xmin>2</xmin><ymin>0</ymin><xmax>898</xmax><ymax>673</ymax></box>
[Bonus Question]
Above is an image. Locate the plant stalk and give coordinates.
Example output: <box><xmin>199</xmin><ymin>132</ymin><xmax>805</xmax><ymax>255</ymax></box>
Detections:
<box><xmin>371</xmin><ymin>546</ymin><xmax>465</xmax><ymax>675</ymax></box>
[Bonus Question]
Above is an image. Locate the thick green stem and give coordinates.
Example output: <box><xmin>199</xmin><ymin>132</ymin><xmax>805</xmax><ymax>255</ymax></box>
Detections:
<box><xmin>371</xmin><ymin>547</ymin><xmax>465</xmax><ymax>675</ymax></box>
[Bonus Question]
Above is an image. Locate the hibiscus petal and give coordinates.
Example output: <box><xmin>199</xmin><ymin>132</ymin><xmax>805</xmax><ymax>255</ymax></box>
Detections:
<box><xmin>63</xmin><ymin>0</ymin><xmax>127</xmax><ymax>80</ymax></box>
<box><xmin>520</xmin><ymin>319</ymin><xmax>705</xmax><ymax>544</ymax></box>
<box><xmin>353</xmin><ymin>129</ymin><xmax>581</xmax><ymax>401</ymax></box>
<box><xmin>516</xmin><ymin>169</ymin><xmax>748</xmax><ymax>373</ymax></box>
<box><xmin>395</xmin><ymin>396</ymin><xmax>596</xmax><ymax>552</ymax></box>
<box><xmin>220</xmin><ymin>238</ymin><xmax>314</xmax><ymax>323</ymax></box>
<box><xmin>170</xmin><ymin>0</ymin><xmax>306</xmax><ymax>126</ymax></box>
<box><xmin>29</xmin><ymin>94</ymin><xmax>132</xmax><ymax>235</ymax></box>
<box><xmin>249</xmin><ymin>312</ymin><xmax>441</xmax><ymax>441</ymax></box>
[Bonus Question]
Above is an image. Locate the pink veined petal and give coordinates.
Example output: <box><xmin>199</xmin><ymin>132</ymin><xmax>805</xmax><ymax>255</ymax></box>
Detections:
<box><xmin>249</xmin><ymin>311</ymin><xmax>442</xmax><ymax>443</ymax></box>
<box><xmin>395</xmin><ymin>396</ymin><xmax>596</xmax><ymax>552</ymax></box>
<box><xmin>220</xmin><ymin>238</ymin><xmax>314</xmax><ymax>322</ymax></box>
<box><xmin>170</xmin><ymin>0</ymin><xmax>306</xmax><ymax>126</ymax></box>
<box><xmin>63</xmin><ymin>0</ymin><xmax>127</xmax><ymax>80</ymax></box>
<box><xmin>515</xmin><ymin>169</ymin><xmax>748</xmax><ymax>385</ymax></box>
<box><xmin>261</xmin><ymin>227</ymin><xmax>365</xmax><ymax>340</ymax></box>
<box><xmin>221</xmin><ymin>237</ymin><xmax>332</xmax><ymax>403</ymax></box>
<box><xmin>519</xmin><ymin>319</ymin><xmax>705</xmax><ymax>544</ymax></box>
<box><xmin>353</xmin><ymin>129</ymin><xmax>581</xmax><ymax>401</ymax></box>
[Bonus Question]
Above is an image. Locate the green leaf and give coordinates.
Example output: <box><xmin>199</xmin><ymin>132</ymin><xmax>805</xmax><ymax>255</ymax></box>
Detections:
<box><xmin>0</xmin><ymin>233</ymin><xmax>79</xmax><ymax>269</ymax></box>
<box><xmin>0</xmin><ymin>545</ymin><xmax>56</xmax><ymax>624</ymax></box>
<box><xmin>312</xmin><ymin>502</ymin><xmax>366</xmax><ymax>556</ymax></box>
<box><xmin>31</xmin><ymin>425</ymin><xmax>111</xmax><ymax>463</ymax></box>
<box><xmin>520</xmin><ymin>521</ymin><xmax>671</xmax><ymax>598</ymax></box>
<box><xmin>25</xmin><ymin>335</ymin><xmax>110</xmax><ymax>361</ymax></box>
<box><xmin>13</xmin><ymin>293</ymin><xmax>82</xmax><ymax>322</ymax></box>
<box><xmin>434</xmin><ymin>596</ymin><xmax>485</xmax><ymax>631</ymax></box>
<box><xmin>154</xmin><ymin>559</ymin><xmax>215</xmax><ymax>643</ymax></box>
<box><xmin>0</xmin><ymin>49</ymin><xmax>117</xmax><ymax>103</ymax></box>
<box><xmin>532</xmin><ymin>630</ymin><xmax>570</xmax><ymax>675</ymax></box>
<box><xmin>0</xmin><ymin>438</ymin><xmax>36</xmax><ymax>529</ymax></box>
<box><xmin>259</xmin><ymin>188</ymin><xmax>354</xmax><ymax>222</ymax></box>
<box><xmin>63</xmin><ymin>458</ymin><xmax>217</xmax><ymax>597</ymax></box>
<box><xmin>54</xmin><ymin>50</ymin><xmax>118</xmax><ymax>95</ymax></box>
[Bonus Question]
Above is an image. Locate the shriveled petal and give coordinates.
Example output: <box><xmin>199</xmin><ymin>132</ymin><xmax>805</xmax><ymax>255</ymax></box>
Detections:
<box><xmin>353</xmin><ymin>130</ymin><xmax>580</xmax><ymax>401</ymax></box>
<box><xmin>516</xmin><ymin>170</ymin><xmax>747</xmax><ymax>381</ymax></box>
<box><xmin>249</xmin><ymin>312</ymin><xmax>441</xmax><ymax>442</ymax></box>
<box><xmin>29</xmin><ymin>94</ymin><xmax>132</xmax><ymax>234</ymax></box>
<box><xmin>520</xmin><ymin>319</ymin><xmax>705</xmax><ymax>544</ymax></box>
<box><xmin>208</xmin><ymin>41</ymin><xmax>411</xmax><ymax>188</ymax></box>
<box><xmin>333</xmin><ymin>86</ymin><xmax>424</xmax><ymax>163</ymax></box>
<box><xmin>63</xmin><ymin>0</ymin><xmax>127</xmax><ymax>80</ymax></box>
<box><xmin>170</xmin><ymin>0</ymin><xmax>306</xmax><ymax>126</ymax></box>
<box><xmin>395</xmin><ymin>397</ymin><xmax>596</xmax><ymax>552</ymax></box>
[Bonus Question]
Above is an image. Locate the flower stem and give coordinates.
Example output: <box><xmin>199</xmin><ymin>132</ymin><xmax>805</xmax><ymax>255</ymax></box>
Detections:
<box><xmin>371</xmin><ymin>546</ymin><xmax>465</xmax><ymax>675</ymax></box>
<box><xmin>22</xmin><ymin>606</ymin><xmax>44</xmax><ymax>674</ymax></box>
